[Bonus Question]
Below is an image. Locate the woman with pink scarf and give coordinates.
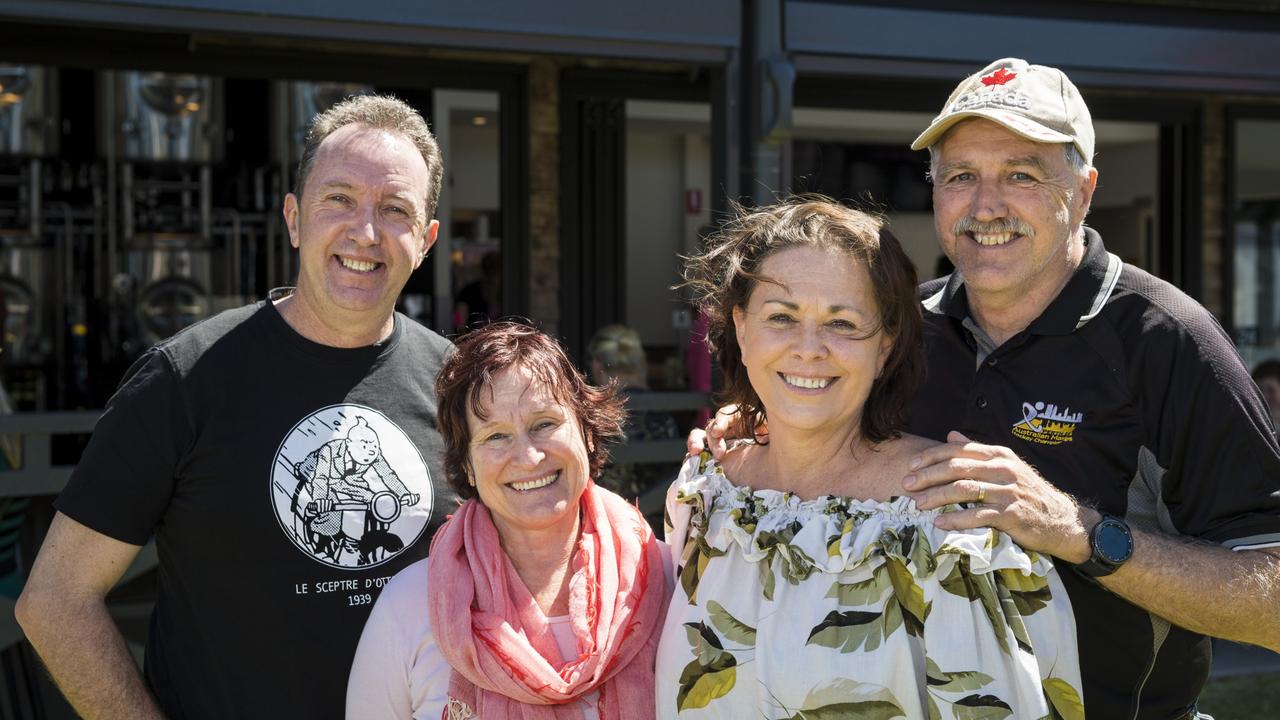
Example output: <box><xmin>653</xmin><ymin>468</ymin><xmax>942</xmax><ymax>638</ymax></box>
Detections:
<box><xmin>347</xmin><ymin>321</ymin><xmax>672</xmax><ymax>720</ymax></box>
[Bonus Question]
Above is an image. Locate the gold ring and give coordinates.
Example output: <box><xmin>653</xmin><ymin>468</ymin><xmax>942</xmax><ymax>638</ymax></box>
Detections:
<box><xmin>975</xmin><ymin>485</ymin><xmax>986</xmax><ymax>504</ymax></box>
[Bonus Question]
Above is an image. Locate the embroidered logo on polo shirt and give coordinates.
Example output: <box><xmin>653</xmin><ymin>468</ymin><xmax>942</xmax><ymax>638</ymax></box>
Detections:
<box><xmin>1011</xmin><ymin>401</ymin><xmax>1083</xmax><ymax>446</ymax></box>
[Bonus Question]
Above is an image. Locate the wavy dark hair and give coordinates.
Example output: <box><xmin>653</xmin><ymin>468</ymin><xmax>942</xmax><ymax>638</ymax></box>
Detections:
<box><xmin>680</xmin><ymin>197</ymin><xmax>924</xmax><ymax>445</ymax></box>
<box><xmin>435</xmin><ymin>321</ymin><xmax>627</xmax><ymax>500</ymax></box>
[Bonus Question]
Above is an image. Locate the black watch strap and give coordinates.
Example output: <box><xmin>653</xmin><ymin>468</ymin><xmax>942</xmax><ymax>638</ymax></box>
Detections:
<box><xmin>1074</xmin><ymin>514</ymin><xmax>1134</xmax><ymax>578</ymax></box>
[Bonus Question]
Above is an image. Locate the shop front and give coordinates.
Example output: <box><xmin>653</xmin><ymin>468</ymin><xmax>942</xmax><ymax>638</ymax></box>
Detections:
<box><xmin>1</xmin><ymin>1</ymin><xmax>1280</xmax><ymax>714</ymax></box>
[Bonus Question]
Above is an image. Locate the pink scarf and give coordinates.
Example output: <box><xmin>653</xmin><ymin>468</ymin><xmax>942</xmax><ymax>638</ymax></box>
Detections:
<box><xmin>427</xmin><ymin>481</ymin><xmax>670</xmax><ymax>720</ymax></box>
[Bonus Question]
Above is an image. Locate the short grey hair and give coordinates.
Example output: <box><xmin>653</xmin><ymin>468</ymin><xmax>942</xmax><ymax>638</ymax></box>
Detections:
<box><xmin>294</xmin><ymin>94</ymin><xmax>444</xmax><ymax>220</ymax></box>
<box><xmin>926</xmin><ymin>141</ymin><xmax>1090</xmax><ymax>184</ymax></box>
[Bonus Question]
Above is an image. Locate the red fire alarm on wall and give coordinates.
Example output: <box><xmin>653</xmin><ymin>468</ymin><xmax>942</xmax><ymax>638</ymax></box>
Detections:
<box><xmin>685</xmin><ymin>188</ymin><xmax>702</xmax><ymax>215</ymax></box>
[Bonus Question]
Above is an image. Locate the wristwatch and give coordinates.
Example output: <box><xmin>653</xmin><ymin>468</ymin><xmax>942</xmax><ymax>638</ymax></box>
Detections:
<box><xmin>1074</xmin><ymin>514</ymin><xmax>1134</xmax><ymax>578</ymax></box>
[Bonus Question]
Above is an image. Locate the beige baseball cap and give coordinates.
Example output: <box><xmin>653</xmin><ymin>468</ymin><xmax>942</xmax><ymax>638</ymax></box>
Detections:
<box><xmin>911</xmin><ymin>58</ymin><xmax>1094</xmax><ymax>165</ymax></box>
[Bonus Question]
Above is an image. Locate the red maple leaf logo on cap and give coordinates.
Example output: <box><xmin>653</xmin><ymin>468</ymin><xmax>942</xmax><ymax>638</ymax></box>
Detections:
<box><xmin>981</xmin><ymin>68</ymin><xmax>1017</xmax><ymax>86</ymax></box>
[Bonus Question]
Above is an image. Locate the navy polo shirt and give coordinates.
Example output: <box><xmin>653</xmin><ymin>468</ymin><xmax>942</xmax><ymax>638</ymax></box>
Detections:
<box><xmin>908</xmin><ymin>228</ymin><xmax>1280</xmax><ymax>720</ymax></box>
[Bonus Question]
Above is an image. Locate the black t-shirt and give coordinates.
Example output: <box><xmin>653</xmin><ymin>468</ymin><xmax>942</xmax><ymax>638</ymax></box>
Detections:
<box><xmin>908</xmin><ymin>229</ymin><xmax>1280</xmax><ymax>720</ymax></box>
<box><xmin>56</xmin><ymin>300</ymin><xmax>457</xmax><ymax>720</ymax></box>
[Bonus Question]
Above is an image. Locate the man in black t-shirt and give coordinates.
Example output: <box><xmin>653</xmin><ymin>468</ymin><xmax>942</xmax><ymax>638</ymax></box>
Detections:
<box><xmin>16</xmin><ymin>95</ymin><xmax>456</xmax><ymax>719</ymax></box>
<box><xmin>903</xmin><ymin>58</ymin><xmax>1280</xmax><ymax>719</ymax></box>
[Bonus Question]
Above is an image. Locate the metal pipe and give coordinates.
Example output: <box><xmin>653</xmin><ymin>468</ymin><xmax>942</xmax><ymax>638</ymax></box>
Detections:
<box><xmin>246</xmin><ymin>222</ymin><xmax>257</xmax><ymax>298</ymax></box>
<box><xmin>48</xmin><ymin>201</ymin><xmax>72</xmax><ymax>409</ymax></box>
<box><xmin>104</xmin><ymin>78</ymin><xmax>120</xmax><ymax>353</ymax></box>
<box><xmin>215</xmin><ymin>207</ymin><xmax>242</xmax><ymax>298</ymax></box>
<box><xmin>121</xmin><ymin>162</ymin><xmax>133</xmax><ymax>242</ymax></box>
<box><xmin>200</xmin><ymin>164</ymin><xmax>212</xmax><ymax>240</ymax></box>
<box><xmin>266</xmin><ymin>204</ymin><xmax>277</xmax><ymax>290</ymax></box>
<box><xmin>29</xmin><ymin>159</ymin><xmax>41</xmax><ymax>239</ymax></box>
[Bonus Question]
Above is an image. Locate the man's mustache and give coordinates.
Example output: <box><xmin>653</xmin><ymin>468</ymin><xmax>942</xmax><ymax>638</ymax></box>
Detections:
<box><xmin>952</xmin><ymin>216</ymin><xmax>1036</xmax><ymax>239</ymax></box>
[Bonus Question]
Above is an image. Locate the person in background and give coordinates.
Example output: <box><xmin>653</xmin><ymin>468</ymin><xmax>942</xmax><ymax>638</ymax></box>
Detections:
<box><xmin>1252</xmin><ymin>360</ymin><xmax>1280</xmax><ymax>428</ymax></box>
<box><xmin>347</xmin><ymin>321</ymin><xmax>671</xmax><ymax>719</ymax></box>
<box><xmin>686</xmin><ymin>310</ymin><xmax>714</xmax><ymax>428</ymax></box>
<box><xmin>453</xmin><ymin>250</ymin><xmax>502</xmax><ymax>331</ymax></box>
<box><xmin>588</xmin><ymin>324</ymin><xmax>681</xmax><ymax>502</ymax></box>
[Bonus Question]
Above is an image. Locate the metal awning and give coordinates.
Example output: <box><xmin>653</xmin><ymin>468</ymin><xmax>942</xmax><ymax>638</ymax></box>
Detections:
<box><xmin>0</xmin><ymin>0</ymin><xmax>741</xmax><ymax>63</ymax></box>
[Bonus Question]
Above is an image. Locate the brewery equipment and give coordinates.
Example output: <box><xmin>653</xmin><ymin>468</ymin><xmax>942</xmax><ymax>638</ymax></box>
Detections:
<box><xmin>266</xmin><ymin>81</ymin><xmax>373</xmax><ymax>286</ymax></box>
<box><xmin>0</xmin><ymin>64</ymin><xmax>61</xmax><ymax>408</ymax></box>
<box><xmin>106</xmin><ymin>71</ymin><xmax>223</xmax><ymax>354</ymax></box>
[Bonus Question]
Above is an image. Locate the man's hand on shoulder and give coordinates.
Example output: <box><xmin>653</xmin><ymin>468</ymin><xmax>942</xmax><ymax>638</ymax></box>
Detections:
<box><xmin>904</xmin><ymin>431</ymin><xmax>1096</xmax><ymax>562</ymax></box>
<box><xmin>685</xmin><ymin>404</ymin><xmax>739</xmax><ymax>459</ymax></box>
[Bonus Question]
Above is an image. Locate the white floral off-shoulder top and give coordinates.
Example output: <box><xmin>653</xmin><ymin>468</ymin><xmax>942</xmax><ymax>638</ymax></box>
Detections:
<box><xmin>654</xmin><ymin>454</ymin><xmax>1086</xmax><ymax>720</ymax></box>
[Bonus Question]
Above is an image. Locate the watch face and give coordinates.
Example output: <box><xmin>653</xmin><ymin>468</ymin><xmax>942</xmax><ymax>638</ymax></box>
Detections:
<box><xmin>1095</xmin><ymin>519</ymin><xmax>1134</xmax><ymax>564</ymax></box>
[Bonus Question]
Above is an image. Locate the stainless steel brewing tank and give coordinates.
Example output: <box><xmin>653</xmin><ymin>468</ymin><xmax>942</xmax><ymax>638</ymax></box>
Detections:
<box><xmin>0</xmin><ymin>229</ymin><xmax>51</xmax><ymax>365</ymax></box>
<box><xmin>122</xmin><ymin>232</ymin><xmax>212</xmax><ymax>346</ymax></box>
<box><xmin>0</xmin><ymin>65</ymin><xmax>57</xmax><ymax>156</ymax></box>
<box><xmin>0</xmin><ymin>65</ymin><xmax>58</xmax><ymax>368</ymax></box>
<box><xmin>276</xmin><ymin>81</ymin><xmax>374</xmax><ymax>169</ymax></box>
<box><xmin>111</xmin><ymin>72</ymin><xmax>221</xmax><ymax>163</ymax></box>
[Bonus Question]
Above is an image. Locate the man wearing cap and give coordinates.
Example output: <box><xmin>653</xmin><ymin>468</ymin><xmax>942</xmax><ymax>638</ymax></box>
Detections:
<box><xmin>902</xmin><ymin>58</ymin><xmax>1280</xmax><ymax>719</ymax></box>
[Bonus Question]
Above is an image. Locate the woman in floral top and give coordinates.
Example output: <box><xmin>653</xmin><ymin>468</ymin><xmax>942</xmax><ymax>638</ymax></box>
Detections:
<box><xmin>654</xmin><ymin>199</ymin><xmax>1084</xmax><ymax>719</ymax></box>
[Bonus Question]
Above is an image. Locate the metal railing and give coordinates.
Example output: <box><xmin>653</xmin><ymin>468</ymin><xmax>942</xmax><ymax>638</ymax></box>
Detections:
<box><xmin>0</xmin><ymin>393</ymin><xmax>713</xmax><ymax>648</ymax></box>
<box><xmin>0</xmin><ymin>410</ymin><xmax>163</xmax><ymax>655</ymax></box>
<box><xmin>608</xmin><ymin>392</ymin><xmax>711</xmax><ymax>519</ymax></box>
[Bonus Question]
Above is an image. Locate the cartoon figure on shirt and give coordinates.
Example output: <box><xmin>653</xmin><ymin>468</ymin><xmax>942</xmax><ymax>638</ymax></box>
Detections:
<box><xmin>293</xmin><ymin>417</ymin><xmax>419</xmax><ymax>563</ymax></box>
<box><xmin>272</xmin><ymin>405</ymin><xmax>432</xmax><ymax>570</ymax></box>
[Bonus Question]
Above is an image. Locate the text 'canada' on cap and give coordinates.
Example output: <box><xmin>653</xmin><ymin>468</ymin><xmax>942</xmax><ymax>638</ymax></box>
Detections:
<box><xmin>911</xmin><ymin>58</ymin><xmax>1094</xmax><ymax>165</ymax></box>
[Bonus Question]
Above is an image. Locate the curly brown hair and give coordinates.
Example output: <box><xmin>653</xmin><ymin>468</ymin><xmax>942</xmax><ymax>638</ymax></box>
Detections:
<box><xmin>435</xmin><ymin>321</ymin><xmax>627</xmax><ymax>500</ymax></box>
<box><xmin>681</xmin><ymin>197</ymin><xmax>924</xmax><ymax>445</ymax></box>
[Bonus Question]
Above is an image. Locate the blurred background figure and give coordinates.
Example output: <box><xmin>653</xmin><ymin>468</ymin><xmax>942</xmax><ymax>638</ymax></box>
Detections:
<box><xmin>452</xmin><ymin>250</ymin><xmax>501</xmax><ymax>332</ymax></box>
<box><xmin>588</xmin><ymin>324</ymin><xmax>680</xmax><ymax>502</ymax></box>
<box><xmin>1253</xmin><ymin>360</ymin><xmax>1280</xmax><ymax>429</ymax></box>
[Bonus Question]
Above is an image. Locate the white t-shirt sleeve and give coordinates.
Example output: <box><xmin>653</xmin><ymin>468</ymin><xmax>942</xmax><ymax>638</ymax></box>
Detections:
<box><xmin>346</xmin><ymin>558</ymin><xmax>451</xmax><ymax>720</ymax></box>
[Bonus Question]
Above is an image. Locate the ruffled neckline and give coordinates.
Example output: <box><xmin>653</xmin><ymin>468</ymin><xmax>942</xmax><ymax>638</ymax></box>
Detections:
<box><xmin>669</xmin><ymin>456</ymin><xmax>1054</xmax><ymax>579</ymax></box>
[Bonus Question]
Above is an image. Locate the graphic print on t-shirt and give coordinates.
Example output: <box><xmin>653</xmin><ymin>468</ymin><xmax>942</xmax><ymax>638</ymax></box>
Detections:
<box><xmin>270</xmin><ymin>404</ymin><xmax>433</xmax><ymax>569</ymax></box>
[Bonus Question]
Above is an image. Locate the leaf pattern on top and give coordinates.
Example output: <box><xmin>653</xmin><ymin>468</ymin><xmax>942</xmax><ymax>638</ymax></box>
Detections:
<box><xmin>1043</xmin><ymin>677</ymin><xmax>1086</xmax><ymax>720</ymax></box>
<box><xmin>952</xmin><ymin>694</ymin><xmax>1013</xmax><ymax>720</ymax></box>
<box><xmin>656</xmin><ymin>460</ymin><xmax>1084</xmax><ymax>719</ymax></box>
<box><xmin>676</xmin><ymin>620</ymin><xmax>738</xmax><ymax>711</ymax></box>
<box><xmin>806</xmin><ymin>609</ymin><xmax>891</xmax><ymax>654</ymax></box>
<box><xmin>706</xmin><ymin>600</ymin><xmax>757</xmax><ymax>647</ymax></box>
<box><xmin>783</xmin><ymin>678</ymin><xmax>906</xmax><ymax>720</ymax></box>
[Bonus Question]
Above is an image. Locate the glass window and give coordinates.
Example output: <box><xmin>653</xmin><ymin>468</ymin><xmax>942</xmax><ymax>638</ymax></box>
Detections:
<box><xmin>1084</xmin><ymin>121</ymin><xmax>1159</xmax><ymax>273</ymax></box>
<box><xmin>623</xmin><ymin>99</ymin><xmax>710</xmax><ymax>392</ymax></box>
<box><xmin>1232</xmin><ymin>118</ymin><xmax>1280</xmax><ymax>369</ymax></box>
<box><xmin>431</xmin><ymin>90</ymin><xmax>502</xmax><ymax>334</ymax></box>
